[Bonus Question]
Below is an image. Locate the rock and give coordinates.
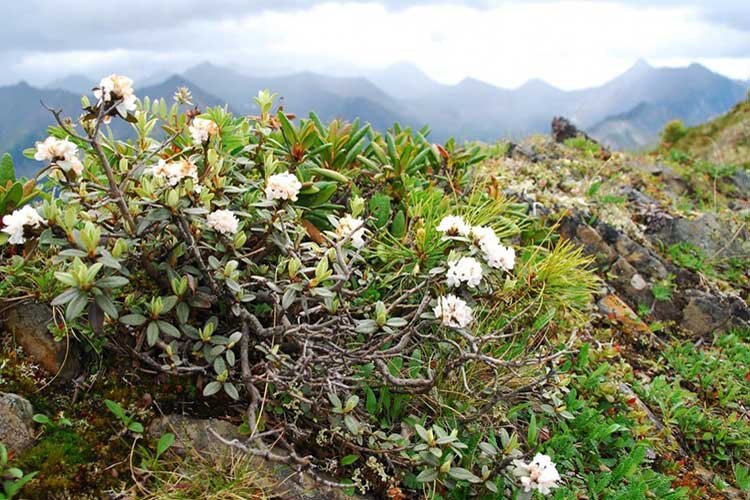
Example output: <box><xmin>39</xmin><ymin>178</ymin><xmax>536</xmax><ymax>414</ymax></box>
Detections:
<box><xmin>559</xmin><ymin>214</ymin><xmax>750</xmax><ymax>336</ymax></box>
<box><xmin>598</xmin><ymin>295</ymin><xmax>651</xmax><ymax>337</ymax></box>
<box><xmin>680</xmin><ymin>289</ymin><xmax>750</xmax><ymax>337</ymax></box>
<box><xmin>551</xmin><ymin>116</ymin><xmax>585</xmax><ymax>143</ymax></box>
<box><xmin>646</xmin><ymin>213</ymin><xmax>750</xmax><ymax>260</ymax></box>
<box><xmin>0</xmin><ymin>392</ymin><xmax>35</xmax><ymax>454</ymax></box>
<box><xmin>729</xmin><ymin>169</ymin><xmax>750</xmax><ymax>195</ymax></box>
<box><xmin>1</xmin><ymin>302</ymin><xmax>80</xmax><ymax>381</ymax></box>
<box><xmin>149</xmin><ymin>415</ymin><xmax>242</xmax><ymax>456</ymax></box>
<box><xmin>550</xmin><ymin>116</ymin><xmax>611</xmax><ymax>159</ymax></box>
<box><xmin>149</xmin><ymin>415</ymin><xmax>370</xmax><ymax>499</ymax></box>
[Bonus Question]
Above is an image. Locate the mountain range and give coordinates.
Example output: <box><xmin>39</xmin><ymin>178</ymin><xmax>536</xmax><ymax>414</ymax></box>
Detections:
<box><xmin>2</xmin><ymin>59</ymin><xmax>748</xmax><ymax>178</ymax></box>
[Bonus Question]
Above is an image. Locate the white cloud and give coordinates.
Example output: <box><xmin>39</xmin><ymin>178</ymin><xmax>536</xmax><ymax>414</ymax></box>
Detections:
<box><xmin>2</xmin><ymin>1</ymin><xmax>750</xmax><ymax>89</ymax></box>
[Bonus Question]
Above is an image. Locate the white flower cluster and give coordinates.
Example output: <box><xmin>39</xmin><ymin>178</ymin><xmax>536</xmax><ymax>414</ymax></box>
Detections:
<box><xmin>1</xmin><ymin>206</ymin><xmax>46</xmax><ymax>245</ymax></box>
<box><xmin>445</xmin><ymin>256</ymin><xmax>483</xmax><ymax>288</ymax></box>
<box><xmin>94</xmin><ymin>74</ymin><xmax>137</xmax><ymax>121</ymax></box>
<box><xmin>437</xmin><ymin>215</ymin><xmax>515</xmax><ymax>272</ymax></box>
<box><xmin>470</xmin><ymin>225</ymin><xmax>515</xmax><ymax>271</ymax></box>
<box><xmin>433</xmin><ymin>294</ymin><xmax>473</xmax><ymax>329</ymax></box>
<box><xmin>34</xmin><ymin>136</ymin><xmax>83</xmax><ymax>176</ymax></box>
<box><xmin>512</xmin><ymin>453</ymin><xmax>561</xmax><ymax>495</ymax></box>
<box><xmin>149</xmin><ymin>158</ymin><xmax>199</xmax><ymax>186</ymax></box>
<box><xmin>206</xmin><ymin>209</ymin><xmax>239</xmax><ymax>236</ymax></box>
<box><xmin>436</xmin><ymin>215</ymin><xmax>470</xmax><ymax>236</ymax></box>
<box><xmin>189</xmin><ymin>117</ymin><xmax>219</xmax><ymax>144</ymax></box>
<box><xmin>335</xmin><ymin>214</ymin><xmax>366</xmax><ymax>249</ymax></box>
<box><xmin>265</xmin><ymin>172</ymin><xmax>302</xmax><ymax>202</ymax></box>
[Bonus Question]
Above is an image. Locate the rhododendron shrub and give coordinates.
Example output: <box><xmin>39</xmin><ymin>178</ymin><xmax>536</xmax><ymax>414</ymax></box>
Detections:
<box><xmin>1</xmin><ymin>79</ymin><xmax>596</xmax><ymax>496</ymax></box>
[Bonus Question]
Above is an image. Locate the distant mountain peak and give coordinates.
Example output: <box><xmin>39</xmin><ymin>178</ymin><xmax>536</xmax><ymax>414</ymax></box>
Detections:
<box><xmin>623</xmin><ymin>58</ymin><xmax>654</xmax><ymax>77</ymax></box>
<box><xmin>518</xmin><ymin>78</ymin><xmax>562</xmax><ymax>94</ymax></box>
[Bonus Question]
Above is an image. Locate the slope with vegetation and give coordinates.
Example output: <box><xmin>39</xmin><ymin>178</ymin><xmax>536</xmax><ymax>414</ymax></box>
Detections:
<box><xmin>0</xmin><ymin>79</ymin><xmax>748</xmax><ymax>499</ymax></box>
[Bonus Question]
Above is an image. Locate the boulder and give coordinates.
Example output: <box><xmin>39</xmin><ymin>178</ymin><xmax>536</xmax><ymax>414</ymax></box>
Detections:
<box><xmin>0</xmin><ymin>392</ymin><xmax>35</xmax><ymax>454</ymax></box>
<box><xmin>1</xmin><ymin>302</ymin><xmax>80</xmax><ymax>381</ymax></box>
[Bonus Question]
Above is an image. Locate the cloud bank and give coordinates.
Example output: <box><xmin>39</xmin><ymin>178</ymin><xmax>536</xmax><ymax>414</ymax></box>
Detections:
<box><xmin>2</xmin><ymin>1</ymin><xmax>749</xmax><ymax>89</ymax></box>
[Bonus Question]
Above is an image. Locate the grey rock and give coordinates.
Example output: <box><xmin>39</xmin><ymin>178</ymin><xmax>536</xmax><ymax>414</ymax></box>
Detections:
<box><xmin>729</xmin><ymin>169</ymin><xmax>750</xmax><ymax>194</ymax></box>
<box><xmin>679</xmin><ymin>289</ymin><xmax>749</xmax><ymax>337</ymax></box>
<box><xmin>647</xmin><ymin>213</ymin><xmax>750</xmax><ymax>260</ymax></box>
<box><xmin>1</xmin><ymin>302</ymin><xmax>80</xmax><ymax>381</ymax></box>
<box><xmin>0</xmin><ymin>393</ymin><xmax>35</xmax><ymax>454</ymax></box>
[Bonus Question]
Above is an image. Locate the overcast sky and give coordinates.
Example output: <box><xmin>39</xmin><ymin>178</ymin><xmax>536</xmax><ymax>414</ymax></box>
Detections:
<box><xmin>2</xmin><ymin>0</ymin><xmax>749</xmax><ymax>90</ymax></box>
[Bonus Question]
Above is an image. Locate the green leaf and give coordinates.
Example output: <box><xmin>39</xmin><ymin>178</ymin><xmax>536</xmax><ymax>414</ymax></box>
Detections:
<box><xmin>223</xmin><ymin>382</ymin><xmax>239</xmax><ymax>400</ymax></box>
<box><xmin>120</xmin><ymin>313</ymin><xmax>148</xmax><ymax>326</ymax></box>
<box><xmin>104</xmin><ymin>399</ymin><xmax>126</xmax><ymax>420</ymax></box>
<box><xmin>414</xmin><ymin>424</ymin><xmax>430</xmax><ymax>443</ymax></box>
<box><xmin>390</xmin><ymin>210</ymin><xmax>406</xmax><ymax>238</ymax></box>
<box><xmin>129</xmin><ymin>421</ymin><xmax>144</xmax><ymax>434</ymax></box>
<box><xmin>160</xmin><ymin>295</ymin><xmax>179</xmax><ymax>314</ymax></box>
<box><xmin>448</xmin><ymin>467</ymin><xmax>482</xmax><ymax>483</ymax></box>
<box><xmin>527</xmin><ymin>412</ymin><xmax>538</xmax><ymax>446</ymax></box>
<box><xmin>156</xmin><ymin>433</ymin><xmax>175</xmax><ymax>457</ymax></box>
<box><xmin>65</xmin><ymin>291</ymin><xmax>89</xmax><ymax>322</ymax></box>
<box><xmin>308</xmin><ymin>167</ymin><xmax>349</xmax><ymax>183</ymax></box>
<box><xmin>3</xmin><ymin>182</ymin><xmax>22</xmax><ymax>209</ymax></box>
<box><xmin>147</xmin><ymin>321</ymin><xmax>160</xmax><ymax>346</ymax></box>
<box><xmin>341</xmin><ymin>454</ymin><xmax>359</xmax><ymax>466</ymax></box>
<box><xmin>157</xmin><ymin>320</ymin><xmax>181</xmax><ymax>338</ymax></box>
<box><xmin>365</xmin><ymin>386</ymin><xmax>377</xmax><ymax>414</ymax></box>
<box><xmin>51</xmin><ymin>287</ymin><xmax>80</xmax><ymax>306</ymax></box>
<box><xmin>95</xmin><ymin>276</ymin><xmax>129</xmax><ymax>289</ymax></box>
<box><xmin>203</xmin><ymin>381</ymin><xmax>222</xmax><ymax>397</ymax></box>
<box><xmin>54</xmin><ymin>271</ymin><xmax>78</xmax><ymax>287</ymax></box>
<box><xmin>0</xmin><ymin>153</ymin><xmax>15</xmax><ymax>184</ymax></box>
<box><xmin>416</xmin><ymin>468</ymin><xmax>438</xmax><ymax>483</ymax></box>
<box><xmin>368</xmin><ymin>192</ymin><xmax>391</xmax><ymax>228</ymax></box>
<box><xmin>95</xmin><ymin>293</ymin><xmax>119</xmax><ymax>319</ymax></box>
<box><xmin>32</xmin><ymin>414</ymin><xmax>51</xmax><ymax>425</ymax></box>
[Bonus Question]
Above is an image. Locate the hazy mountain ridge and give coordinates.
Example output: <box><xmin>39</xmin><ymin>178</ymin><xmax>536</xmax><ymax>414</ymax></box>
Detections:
<box><xmin>3</xmin><ymin>59</ymin><xmax>747</xmax><ymax>176</ymax></box>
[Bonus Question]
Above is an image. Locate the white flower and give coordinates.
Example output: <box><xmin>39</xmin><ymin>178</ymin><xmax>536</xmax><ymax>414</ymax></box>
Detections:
<box><xmin>1</xmin><ymin>205</ymin><xmax>46</xmax><ymax>245</ymax></box>
<box><xmin>470</xmin><ymin>225</ymin><xmax>499</xmax><ymax>251</ymax></box>
<box><xmin>512</xmin><ymin>453</ymin><xmax>561</xmax><ymax>495</ymax></box>
<box><xmin>335</xmin><ymin>214</ymin><xmax>366</xmax><ymax>249</ymax></box>
<box><xmin>94</xmin><ymin>74</ymin><xmax>137</xmax><ymax>120</ymax></box>
<box><xmin>34</xmin><ymin>136</ymin><xmax>84</xmax><ymax>176</ymax></box>
<box><xmin>433</xmin><ymin>294</ymin><xmax>473</xmax><ymax>329</ymax></box>
<box><xmin>484</xmin><ymin>242</ymin><xmax>515</xmax><ymax>271</ymax></box>
<box><xmin>265</xmin><ymin>172</ymin><xmax>302</xmax><ymax>202</ymax></box>
<box><xmin>149</xmin><ymin>158</ymin><xmax>198</xmax><ymax>186</ymax></box>
<box><xmin>206</xmin><ymin>209</ymin><xmax>239</xmax><ymax>236</ymax></box>
<box><xmin>471</xmin><ymin>225</ymin><xmax>515</xmax><ymax>271</ymax></box>
<box><xmin>445</xmin><ymin>256</ymin><xmax>483</xmax><ymax>288</ymax></box>
<box><xmin>437</xmin><ymin>215</ymin><xmax>470</xmax><ymax>237</ymax></box>
<box><xmin>189</xmin><ymin>117</ymin><xmax>219</xmax><ymax>144</ymax></box>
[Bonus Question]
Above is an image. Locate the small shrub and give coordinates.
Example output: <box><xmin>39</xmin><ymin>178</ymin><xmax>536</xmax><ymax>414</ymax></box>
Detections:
<box><xmin>1</xmin><ymin>76</ymin><xmax>598</xmax><ymax>497</ymax></box>
<box><xmin>661</xmin><ymin>120</ymin><xmax>688</xmax><ymax>147</ymax></box>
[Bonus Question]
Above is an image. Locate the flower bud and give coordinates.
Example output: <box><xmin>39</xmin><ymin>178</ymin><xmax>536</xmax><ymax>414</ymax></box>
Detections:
<box><xmin>233</xmin><ymin>231</ymin><xmax>247</xmax><ymax>248</ymax></box>
<box><xmin>166</xmin><ymin>189</ymin><xmax>180</xmax><ymax>209</ymax></box>
<box><xmin>349</xmin><ymin>195</ymin><xmax>365</xmax><ymax>218</ymax></box>
<box><xmin>288</xmin><ymin>257</ymin><xmax>301</xmax><ymax>279</ymax></box>
<box><xmin>375</xmin><ymin>301</ymin><xmax>387</xmax><ymax>327</ymax></box>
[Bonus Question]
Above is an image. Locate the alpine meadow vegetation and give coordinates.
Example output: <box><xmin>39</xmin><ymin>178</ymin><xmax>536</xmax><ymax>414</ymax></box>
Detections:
<box><xmin>5</xmin><ymin>70</ymin><xmax>749</xmax><ymax>499</ymax></box>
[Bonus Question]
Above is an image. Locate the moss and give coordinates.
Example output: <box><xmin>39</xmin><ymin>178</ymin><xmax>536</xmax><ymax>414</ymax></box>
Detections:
<box><xmin>16</xmin><ymin>428</ymin><xmax>94</xmax><ymax>496</ymax></box>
